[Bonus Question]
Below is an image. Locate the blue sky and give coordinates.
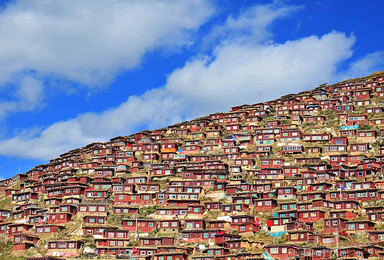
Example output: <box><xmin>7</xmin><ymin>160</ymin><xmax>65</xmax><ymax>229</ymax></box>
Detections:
<box><xmin>0</xmin><ymin>0</ymin><xmax>384</xmax><ymax>178</ymax></box>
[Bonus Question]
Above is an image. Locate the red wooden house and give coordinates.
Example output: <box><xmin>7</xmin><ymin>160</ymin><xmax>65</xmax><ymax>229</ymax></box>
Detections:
<box><xmin>281</xmin><ymin>145</ymin><xmax>303</xmax><ymax>154</ymax></box>
<box><xmin>323</xmin><ymin>218</ymin><xmax>347</xmax><ymax>234</ymax></box>
<box><xmin>337</xmin><ymin>247</ymin><xmax>366</xmax><ymax>259</ymax></box>
<box><xmin>367</xmin><ymin>210</ymin><xmax>384</xmax><ymax>222</ymax></box>
<box><xmin>368</xmin><ymin>230</ymin><xmax>384</xmax><ymax>243</ymax></box>
<box><xmin>264</xmin><ymin>244</ymin><xmax>300</xmax><ymax>259</ymax></box>
<box><xmin>83</xmin><ymin>215</ymin><xmax>107</xmax><ymax>225</ymax></box>
<box><xmin>8</xmin><ymin>223</ymin><xmax>33</xmax><ymax>237</ymax></box>
<box><xmin>310</xmin><ymin>247</ymin><xmax>332</xmax><ymax>260</ymax></box>
<box><xmin>298</xmin><ymin>209</ymin><xmax>325</xmax><ymax>223</ymax></box>
<box><xmin>35</xmin><ymin>224</ymin><xmax>63</xmax><ymax>234</ymax></box>
<box><xmin>184</xmin><ymin>219</ymin><xmax>205</xmax><ymax>230</ymax></box>
<box><xmin>181</xmin><ymin>230</ymin><xmax>219</xmax><ymax>243</ymax></box>
<box><xmin>153</xmin><ymin>252</ymin><xmax>188</xmax><ymax>260</ymax></box>
<box><xmin>158</xmin><ymin>219</ymin><xmax>180</xmax><ymax>233</ymax></box>
<box><xmin>276</xmin><ymin>187</ymin><xmax>297</xmax><ymax>200</ymax></box>
<box><xmin>288</xmin><ymin>230</ymin><xmax>317</xmax><ymax>244</ymax></box>
<box><xmin>12</xmin><ymin>191</ymin><xmax>38</xmax><ymax>203</ymax></box>
<box><xmin>78</xmin><ymin>203</ymin><xmax>108</xmax><ymax>216</ymax></box>
<box><xmin>349</xmin><ymin>143</ymin><xmax>369</xmax><ymax>153</ymax></box>
<box><xmin>260</xmin><ymin>158</ymin><xmax>284</xmax><ymax>169</ymax></box>
<box><xmin>347</xmin><ymin>114</ymin><xmax>367</xmax><ymax>125</ymax></box>
<box><xmin>12</xmin><ymin>233</ymin><xmax>39</xmax><ymax>251</ymax></box>
<box><xmin>111</xmin><ymin>205</ymin><xmax>139</xmax><ymax>215</ymax></box>
<box><xmin>47</xmin><ymin>240</ymin><xmax>83</xmax><ymax>255</ymax></box>
<box><xmin>221</xmin><ymin>203</ymin><xmax>248</xmax><ymax>213</ymax></box>
<box><xmin>122</xmin><ymin>219</ymin><xmax>157</xmax><ymax>233</ymax></box>
<box><xmin>0</xmin><ymin>209</ymin><xmax>10</xmax><ymax>221</ymax></box>
<box><xmin>346</xmin><ymin>220</ymin><xmax>375</xmax><ymax>233</ymax></box>
<box><xmin>352</xmin><ymin>88</ymin><xmax>371</xmax><ymax>99</ymax></box>
<box><xmin>254</xmin><ymin>198</ymin><xmax>277</xmax><ymax>212</ymax></box>
<box><xmin>303</xmin><ymin>133</ymin><xmax>331</xmax><ymax>142</ymax></box>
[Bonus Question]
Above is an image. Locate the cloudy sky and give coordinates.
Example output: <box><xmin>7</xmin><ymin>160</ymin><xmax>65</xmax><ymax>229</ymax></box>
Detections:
<box><xmin>0</xmin><ymin>0</ymin><xmax>384</xmax><ymax>178</ymax></box>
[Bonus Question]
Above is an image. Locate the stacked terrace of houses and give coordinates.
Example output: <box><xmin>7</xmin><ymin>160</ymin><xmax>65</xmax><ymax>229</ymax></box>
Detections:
<box><xmin>2</xmin><ymin>72</ymin><xmax>384</xmax><ymax>259</ymax></box>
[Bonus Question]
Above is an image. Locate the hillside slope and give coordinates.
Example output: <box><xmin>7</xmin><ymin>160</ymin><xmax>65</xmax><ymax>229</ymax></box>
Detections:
<box><xmin>1</xmin><ymin>72</ymin><xmax>384</xmax><ymax>259</ymax></box>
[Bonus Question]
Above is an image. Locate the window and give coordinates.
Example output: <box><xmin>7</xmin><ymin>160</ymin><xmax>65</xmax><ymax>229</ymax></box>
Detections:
<box><xmin>270</xmin><ymin>248</ymin><xmax>278</xmax><ymax>254</ymax></box>
<box><xmin>348</xmin><ymin>224</ymin><xmax>355</xmax><ymax>230</ymax></box>
<box><xmin>58</xmin><ymin>243</ymin><xmax>67</xmax><ymax>249</ymax></box>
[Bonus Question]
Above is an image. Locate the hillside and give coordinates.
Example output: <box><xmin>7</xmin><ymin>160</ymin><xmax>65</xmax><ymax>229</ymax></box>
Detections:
<box><xmin>2</xmin><ymin>71</ymin><xmax>384</xmax><ymax>259</ymax></box>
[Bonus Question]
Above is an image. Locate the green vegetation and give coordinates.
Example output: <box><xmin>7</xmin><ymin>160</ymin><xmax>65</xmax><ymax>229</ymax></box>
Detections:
<box><xmin>0</xmin><ymin>197</ymin><xmax>12</xmax><ymax>210</ymax></box>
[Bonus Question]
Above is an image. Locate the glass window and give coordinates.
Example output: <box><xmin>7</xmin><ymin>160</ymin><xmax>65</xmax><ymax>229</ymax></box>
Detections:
<box><xmin>270</xmin><ymin>248</ymin><xmax>278</xmax><ymax>254</ymax></box>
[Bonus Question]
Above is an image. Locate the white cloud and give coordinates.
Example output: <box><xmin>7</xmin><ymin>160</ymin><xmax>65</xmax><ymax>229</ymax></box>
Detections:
<box><xmin>166</xmin><ymin>32</ymin><xmax>355</xmax><ymax>114</ymax></box>
<box><xmin>0</xmin><ymin>0</ymin><xmax>213</xmax><ymax>119</ymax></box>
<box><xmin>0</xmin><ymin>0</ymin><xmax>213</xmax><ymax>86</ymax></box>
<box><xmin>0</xmin><ymin>76</ymin><xmax>44</xmax><ymax>118</ymax></box>
<box><xmin>203</xmin><ymin>3</ymin><xmax>301</xmax><ymax>46</ymax></box>
<box><xmin>17</xmin><ymin>76</ymin><xmax>44</xmax><ymax>108</ymax></box>
<box><xmin>1</xmin><ymin>3</ymin><xmax>384</xmax><ymax>161</ymax></box>
<box><xmin>0</xmin><ymin>87</ymin><xmax>184</xmax><ymax>159</ymax></box>
<box><xmin>336</xmin><ymin>51</ymin><xmax>384</xmax><ymax>80</ymax></box>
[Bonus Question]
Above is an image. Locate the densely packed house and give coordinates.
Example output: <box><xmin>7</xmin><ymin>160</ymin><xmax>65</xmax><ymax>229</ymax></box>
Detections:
<box><xmin>2</xmin><ymin>72</ymin><xmax>384</xmax><ymax>259</ymax></box>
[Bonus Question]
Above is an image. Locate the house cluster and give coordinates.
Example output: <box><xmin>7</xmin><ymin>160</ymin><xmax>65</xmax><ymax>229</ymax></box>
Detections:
<box><xmin>1</xmin><ymin>73</ymin><xmax>384</xmax><ymax>259</ymax></box>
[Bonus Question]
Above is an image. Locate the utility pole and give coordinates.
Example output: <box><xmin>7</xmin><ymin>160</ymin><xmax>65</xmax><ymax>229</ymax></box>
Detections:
<box><xmin>335</xmin><ymin>225</ymin><xmax>339</xmax><ymax>258</ymax></box>
<box><xmin>135</xmin><ymin>213</ymin><xmax>138</xmax><ymax>241</ymax></box>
